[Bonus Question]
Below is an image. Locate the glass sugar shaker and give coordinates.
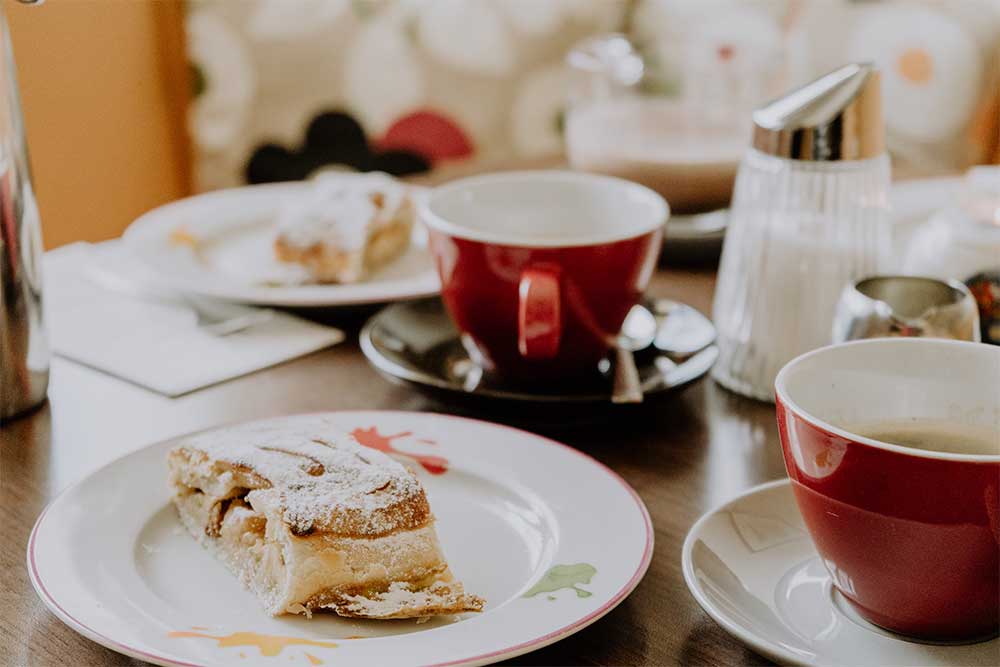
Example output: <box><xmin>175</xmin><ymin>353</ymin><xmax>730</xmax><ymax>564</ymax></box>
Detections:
<box><xmin>712</xmin><ymin>63</ymin><xmax>892</xmax><ymax>402</ymax></box>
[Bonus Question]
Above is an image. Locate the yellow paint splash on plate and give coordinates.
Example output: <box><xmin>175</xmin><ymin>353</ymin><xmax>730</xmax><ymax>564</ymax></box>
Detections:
<box><xmin>169</xmin><ymin>226</ymin><xmax>199</xmax><ymax>248</ymax></box>
<box><xmin>304</xmin><ymin>653</ymin><xmax>324</xmax><ymax>666</ymax></box>
<box><xmin>168</xmin><ymin>631</ymin><xmax>337</xmax><ymax>657</ymax></box>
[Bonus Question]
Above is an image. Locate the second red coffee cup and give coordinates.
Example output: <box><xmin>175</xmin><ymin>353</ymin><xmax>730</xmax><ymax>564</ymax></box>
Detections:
<box><xmin>421</xmin><ymin>171</ymin><xmax>667</xmax><ymax>382</ymax></box>
<box><xmin>775</xmin><ymin>339</ymin><xmax>1000</xmax><ymax>641</ymax></box>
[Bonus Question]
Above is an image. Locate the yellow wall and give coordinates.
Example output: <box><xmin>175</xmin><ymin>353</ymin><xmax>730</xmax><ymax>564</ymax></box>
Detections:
<box><xmin>6</xmin><ymin>0</ymin><xmax>190</xmax><ymax>249</ymax></box>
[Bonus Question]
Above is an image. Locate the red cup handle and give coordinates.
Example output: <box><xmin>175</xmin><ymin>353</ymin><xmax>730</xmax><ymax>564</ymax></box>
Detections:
<box><xmin>518</xmin><ymin>266</ymin><xmax>561</xmax><ymax>359</ymax></box>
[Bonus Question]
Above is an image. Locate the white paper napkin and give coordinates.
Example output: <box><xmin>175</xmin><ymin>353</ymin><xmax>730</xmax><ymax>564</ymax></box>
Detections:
<box><xmin>44</xmin><ymin>242</ymin><xmax>345</xmax><ymax>396</ymax></box>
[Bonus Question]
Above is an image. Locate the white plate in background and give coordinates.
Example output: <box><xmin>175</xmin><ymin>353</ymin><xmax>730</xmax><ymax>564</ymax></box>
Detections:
<box><xmin>123</xmin><ymin>180</ymin><xmax>439</xmax><ymax>307</ymax></box>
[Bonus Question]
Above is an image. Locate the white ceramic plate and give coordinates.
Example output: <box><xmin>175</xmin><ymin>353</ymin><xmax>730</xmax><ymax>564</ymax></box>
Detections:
<box><xmin>29</xmin><ymin>412</ymin><xmax>653</xmax><ymax>667</ymax></box>
<box><xmin>123</xmin><ymin>181</ymin><xmax>439</xmax><ymax>307</ymax></box>
<box><xmin>682</xmin><ymin>479</ymin><xmax>998</xmax><ymax>667</ymax></box>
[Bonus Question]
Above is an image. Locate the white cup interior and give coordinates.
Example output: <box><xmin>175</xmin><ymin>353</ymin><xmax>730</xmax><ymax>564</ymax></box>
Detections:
<box><xmin>421</xmin><ymin>170</ymin><xmax>668</xmax><ymax>247</ymax></box>
<box><xmin>775</xmin><ymin>339</ymin><xmax>1000</xmax><ymax>460</ymax></box>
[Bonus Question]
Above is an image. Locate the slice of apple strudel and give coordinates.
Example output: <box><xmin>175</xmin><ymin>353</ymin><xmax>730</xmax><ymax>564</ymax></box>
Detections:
<box><xmin>273</xmin><ymin>172</ymin><xmax>415</xmax><ymax>284</ymax></box>
<box><xmin>167</xmin><ymin>421</ymin><xmax>483</xmax><ymax>619</ymax></box>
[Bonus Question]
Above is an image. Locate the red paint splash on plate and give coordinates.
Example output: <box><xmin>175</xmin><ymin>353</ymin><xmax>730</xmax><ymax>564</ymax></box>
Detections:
<box><xmin>350</xmin><ymin>427</ymin><xmax>449</xmax><ymax>475</ymax></box>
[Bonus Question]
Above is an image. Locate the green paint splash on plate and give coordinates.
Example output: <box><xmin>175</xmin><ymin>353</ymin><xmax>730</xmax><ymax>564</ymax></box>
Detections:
<box><xmin>524</xmin><ymin>563</ymin><xmax>597</xmax><ymax>599</ymax></box>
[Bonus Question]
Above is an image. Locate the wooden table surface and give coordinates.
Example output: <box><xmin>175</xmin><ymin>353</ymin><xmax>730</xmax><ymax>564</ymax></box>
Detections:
<box><xmin>0</xmin><ymin>266</ymin><xmax>787</xmax><ymax>667</ymax></box>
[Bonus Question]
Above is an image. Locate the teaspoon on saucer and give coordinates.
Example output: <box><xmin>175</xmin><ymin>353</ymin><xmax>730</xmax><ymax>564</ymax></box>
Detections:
<box><xmin>360</xmin><ymin>298</ymin><xmax>717</xmax><ymax>410</ymax></box>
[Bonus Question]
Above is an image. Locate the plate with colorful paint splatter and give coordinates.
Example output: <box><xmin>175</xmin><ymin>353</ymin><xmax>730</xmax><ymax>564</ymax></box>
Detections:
<box><xmin>28</xmin><ymin>411</ymin><xmax>653</xmax><ymax>667</ymax></box>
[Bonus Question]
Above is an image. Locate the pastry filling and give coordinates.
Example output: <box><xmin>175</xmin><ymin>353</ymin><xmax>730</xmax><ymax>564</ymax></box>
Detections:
<box><xmin>167</xmin><ymin>428</ymin><xmax>483</xmax><ymax>619</ymax></box>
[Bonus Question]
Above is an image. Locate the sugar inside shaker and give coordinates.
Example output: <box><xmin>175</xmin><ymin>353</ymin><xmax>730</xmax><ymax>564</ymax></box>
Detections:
<box><xmin>711</xmin><ymin>63</ymin><xmax>892</xmax><ymax>401</ymax></box>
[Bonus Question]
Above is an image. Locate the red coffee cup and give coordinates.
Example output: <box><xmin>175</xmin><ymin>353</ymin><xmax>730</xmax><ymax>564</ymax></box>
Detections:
<box><xmin>775</xmin><ymin>338</ymin><xmax>1000</xmax><ymax>641</ymax></box>
<box><xmin>421</xmin><ymin>171</ymin><xmax>667</xmax><ymax>381</ymax></box>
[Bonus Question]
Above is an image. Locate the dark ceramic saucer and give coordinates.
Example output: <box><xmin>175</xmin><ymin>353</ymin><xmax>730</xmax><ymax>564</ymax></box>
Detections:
<box><xmin>661</xmin><ymin>209</ymin><xmax>728</xmax><ymax>265</ymax></box>
<box><xmin>360</xmin><ymin>297</ymin><xmax>717</xmax><ymax>406</ymax></box>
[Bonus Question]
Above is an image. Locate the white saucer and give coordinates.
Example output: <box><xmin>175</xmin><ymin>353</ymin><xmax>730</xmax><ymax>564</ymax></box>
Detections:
<box><xmin>29</xmin><ymin>411</ymin><xmax>652</xmax><ymax>667</ymax></box>
<box><xmin>682</xmin><ymin>479</ymin><xmax>999</xmax><ymax>667</ymax></box>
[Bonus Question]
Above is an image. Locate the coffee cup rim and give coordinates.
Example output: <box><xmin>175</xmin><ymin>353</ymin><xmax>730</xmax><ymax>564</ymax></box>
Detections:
<box><xmin>774</xmin><ymin>338</ymin><xmax>1000</xmax><ymax>463</ymax></box>
<box><xmin>420</xmin><ymin>170</ymin><xmax>669</xmax><ymax>248</ymax></box>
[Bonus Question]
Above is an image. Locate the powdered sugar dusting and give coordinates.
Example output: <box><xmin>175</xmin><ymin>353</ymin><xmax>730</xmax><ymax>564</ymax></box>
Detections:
<box><xmin>172</xmin><ymin>415</ymin><xmax>427</xmax><ymax>537</ymax></box>
<box><xmin>331</xmin><ymin>581</ymin><xmax>484</xmax><ymax>618</ymax></box>
<box><xmin>275</xmin><ymin>172</ymin><xmax>409</xmax><ymax>251</ymax></box>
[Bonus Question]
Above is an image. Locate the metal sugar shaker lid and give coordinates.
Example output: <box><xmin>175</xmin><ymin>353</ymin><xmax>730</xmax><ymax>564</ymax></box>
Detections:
<box><xmin>752</xmin><ymin>62</ymin><xmax>885</xmax><ymax>161</ymax></box>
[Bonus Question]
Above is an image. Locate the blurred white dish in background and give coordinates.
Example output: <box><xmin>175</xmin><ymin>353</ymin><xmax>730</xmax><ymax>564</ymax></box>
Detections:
<box><xmin>848</xmin><ymin>4</ymin><xmax>981</xmax><ymax>142</ymax></box>
<box><xmin>186</xmin><ymin>9</ymin><xmax>256</xmax><ymax>153</ymax></box>
<box><xmin>566</xmin><ymin>97</ymin><xmax>744</xmax><ymax>213</ymax></box>
<box><xmin>496</xmin><ymin>0</ymin><xmax>565</xmax><ymax>35</ymax></box>
<box><xmin>417</xmin><ymin>0</ymin><xmax>515</xmax><ymax>76</ymax></box>
<box><xmin>247</xmin><ymin>0</ymin><xmax>350</xmax><ymax>41</ymax></box>
<box><xmin>511</xmin><ymin>63</ymin><xmax>571</xmax><ymax>158</ymax></box>
<box><xmin>123</xmin><ymin>177</ymin><xmax>438</xmax><ymax>307</ymax></box>
<box><xmin>630</xmin><ymin>0</ymin><xmax>789</xmax><ymax>93</ymax></box>
<box><xmin>682</xmin><ymin>6</ymin><xmax>783</xmax><ymax>130</ymax></box>
<box><xmin>903</xmin><ymin>167</ymin><xmax>1000</xmax><ymax>282</ymax></box>
<box><xmin>344</xmin><ymin>10</ymin><xmax>427</xmax><ymax>134</ymax></box>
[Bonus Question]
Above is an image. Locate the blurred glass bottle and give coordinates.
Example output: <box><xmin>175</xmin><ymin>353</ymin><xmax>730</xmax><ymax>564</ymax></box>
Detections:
<box><xmin>1</xmin><ymin>2</ymin><xmax>48</xmax><ymax>421</ymax></box>
<box><xmin>711</xmin><ymin>63</ymin><xmax>892</xmax><ymax>402</ymax></box>
<box><xmin>564</xmin><ymin>24</ymin><xmax>782</xmax><ymax>216</ymax></box>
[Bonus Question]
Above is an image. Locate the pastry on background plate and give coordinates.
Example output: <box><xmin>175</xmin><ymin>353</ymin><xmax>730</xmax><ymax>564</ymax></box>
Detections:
<box><xmin>273</xmin><ymin>173</ymin><xmax>415</xmax><ymax>284</ymax></box>
<box><xmin>167</xmin><ymin>422</ymin><xmax>483</xmax><ymax>619</ymax></box>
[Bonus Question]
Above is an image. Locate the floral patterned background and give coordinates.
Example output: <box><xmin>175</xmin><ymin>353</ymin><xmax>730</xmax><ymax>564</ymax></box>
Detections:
<box><xmin>186</xmin><ymin>0</ymin><xmax>1000</xmax><ymax>192</ymax></box>
<box><xmin>186</xmin><ymin>0</ymin><xmax>627</xmax><ymax>190</ymax></box>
